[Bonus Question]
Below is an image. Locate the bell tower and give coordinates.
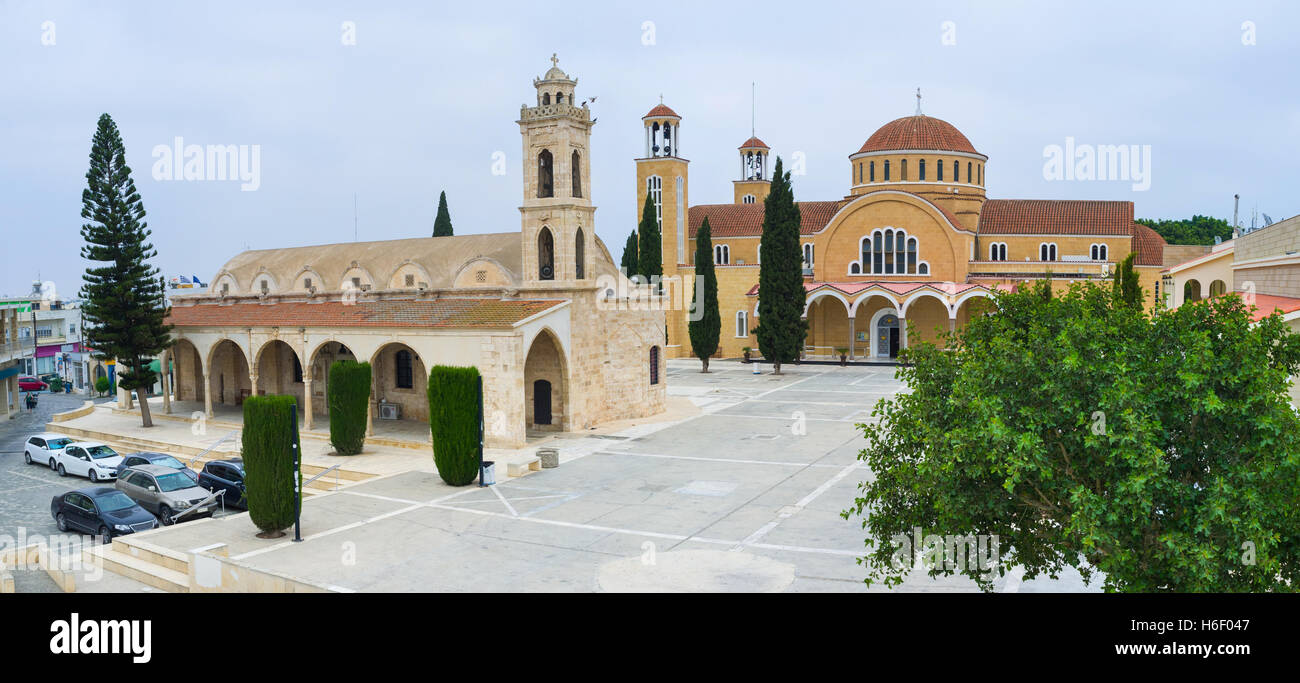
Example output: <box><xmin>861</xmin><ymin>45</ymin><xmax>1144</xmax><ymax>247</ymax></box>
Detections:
<box><xmin>734</xmin><ymin>136</ymin><xmax>771</xmax><ymax>204</ymax></box>
<box><xmin>518</xmin><ymin>54</ymin><xmax>595</xmax><ymax>285</ymax></box>
<box><xmin>635</xmin><ymin>99</ymin><xmax>689</xmax><ymax>274</ymax></box>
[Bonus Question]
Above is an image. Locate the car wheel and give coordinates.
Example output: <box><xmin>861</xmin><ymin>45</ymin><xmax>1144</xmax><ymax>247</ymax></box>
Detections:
<box><xmin>24</xmin><ymin>452</ymin><xmax>32</xmax><ymax>465</ymax></box>
<box><xmin>55</xmin><ymin>513</ymin><xmax>69</xmax><ymax>532</ymax></box>
<box><xmin>159</xmin><ymin>505</ymin><xmax>174</xmax><ymax>525</ymax></box>
<box><xmin>49</xmin><ymin>458</ymin><xmax>56</xmax><ymax>470</ymax></box>
<box><xmin>57</xmin><ymin>464</ymin><xmax>66</xmax><ymax>477</ymax></box>
<box><xmin>88</xmin><ymin>470</ymin><xmax>98</xmax><ymax>483</ymax></box>
<box><xmin>98</xmin><ymin>527</ymin><xmax>111</xmax><ymax>544</ymax></box>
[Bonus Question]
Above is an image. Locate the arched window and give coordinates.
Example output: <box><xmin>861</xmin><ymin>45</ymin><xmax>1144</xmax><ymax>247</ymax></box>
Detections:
<box><xmin>742</xmin><ymin>194</ymin><xmax>756</xmax><ymax>204</ymax></box>
<box><xmin>649</xmin><ymin>346</ymin><xmax>660</xmax><ymax>385</ymax></box>
<box><xmin>857</xmin><ymin>163</ymin><xmax>863</xmax><ymax>184</ymax></box>
<box><xmin>1209</xmin><ymin>280</ymin><xmax>1227</xmax><ymax>297</ymax></box>
<box><xmin>967</xmin><ymin>162</ymin><xmax>972</xmax><ymax>183</ymax></box>
<box><xmin>1184</xmin><ymin>280</ymin><xmax>1202</xmax><ymax>302</ymax></box>
<box><xmin>395</xmin><ymin>350</ymin><xmax>413</xmax><ymax>389</ymax></box>
<box><xmin>646</xmin><ymin>175</ymin><xmax>662</xmax><ymax>227</ymax></box>
<box><xmin>989</xmin><ymin>242</ymin><xmax>1007</xmax><ymax>261</ymax></box>
<box><xmin>953</xmin><ymin>160</ymin><xmax>959</xmax><ymax>182</ymax></box>
<box><xmin>714</xmin><ymin>244</ymin><xmax>730</xmax><ymax>265</ymax></box>
<box><xmin>883</xmin><ymin>160</ymin><xmax>890</xmax><ymax>181</ymax></box>
<box><xmin>1099</xmin><ymin>244</ymin><xmax>1108</xmax><ymax>261</ymax></box>
<box><xmin>538</xmin><ymin>227</ymin><xmax>555</xmax><ymax>280</ymax></box>
<box><xmin>870</xmin><ymin>161</ymin><xmax>876</xmax><ymax>182</ymax></box>
<box><xmin>901</xmin><ymin>159</ymin><xmax>908</xmax><ymax>181</ymax></box>
<box><xmin>918</xmin><ymin>159</ymin><xmax>926</xmax><ymax>181</ymax></box>
<box><xmin>735</xmin><ymin>311</ymin><xmax>748</xmax><ymax>338</ymax></box>
<box><xmin>575</xmin><ymin>228</ymin><xmax>585</xmax><ymax>280</ymax></box>
<box><xmin>802</xmin><ymin>243</ymin><xmax>814</xmax><ymax>267</ymax></box>
<box><xmin>978</xmin><ymin>164</ymin><xmax>982</xmax><ymax>185</ymax></box>
<box><xmin>1039</xmin><ymin>242</ymin><xmax>1058</xmax><ymax>261</ymax></box>
<box><xmin>542</xmin><ymin>93</ymin><xmax>550</xmax><ymax>105</ymax></box>
<box><xmin>855</xmin><ymin>229</ymin><xmax>927</xmax><ymax>275</ymax></box>
<box><xmin>556</xmin><ymin>92</ymin><xmax>564</xmax><ymax>104</ymax></box>
<box><xmin>571</xmin><ymin>150</ymin><xmax>582</xmax><ymax>198</ymax></box>
<box><xmin>537</xmin><ymin>150</ymin><xmax>554</xmax><ymax>198</ymax></box>
<box><xmin>937</xmin><ymin>159</ymin><xmax>944</xmax><ymax>182</ymax></box>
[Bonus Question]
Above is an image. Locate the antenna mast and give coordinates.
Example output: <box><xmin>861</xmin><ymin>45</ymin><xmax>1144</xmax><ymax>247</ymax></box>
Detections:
<box><xmin>353</xmin><ymin>194</ymin><xmax>358</xmax><ymax>242</ymax></box>
<box><xmin>751</xmin><ymin>82</ymin><xmax>756</xmax><ymax>137</ymax></box>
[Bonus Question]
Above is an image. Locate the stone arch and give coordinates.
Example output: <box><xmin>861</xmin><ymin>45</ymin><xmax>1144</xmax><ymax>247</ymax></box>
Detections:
<box><xmin>207</xmin><ymin>339</ymin><xmax>251</xmax><ymax>407</ymax></box>
<box><xmin>387</xmin><ymin>260</ymin><xmax>434</xmax><ymax>290</ymax></box>
<box><xmin>254</xmin><ymin>339</ymin><xmax>303</xmax><ymax>400</ymax></box>
<box><xmin>525</xmin><ymin>327</ymin><xmax>568</xmax><ymax>431</ymax></box>
<box><xmin>575</xmin><ymin>227</ymin><xmax>586</xmax><ymax>279</ymax></box>
<box><xmin>1183</xmin><ymin>279</ymin><xmax>1202</xmax><ymax>302</ymax></box>
<box><xmin>903</xmin><ymin>295</ymin><xmax>950</xmax><ymax>347</ymax></box>
<box><xmin>170</xmin><ymin>337</ymin><xmax>204</xmax><ymax>403</ymax></box>
<box><xmin>338</xmin><ymin>263</ymin><xmax>376</xmax><ymax>292</ymax></box>
<box><xmin>306</xmin><ymin>340</ymin><xmax>358</xmax><ymax>417</ymax></box>
<box><xmin>368</xmin><ymin>342</ymin><xmax>428</xmax><ymax>425</ymax></box>
<box><xmin>537</xmin><ymin>149</ymin><xmax>554</xmax><ymax>198</ymax></box>
<box><xmin>538</xmin><ymin>227</ymin><xmax>555</xmax><ymax>280</ymax></box>
<box><xmin>211</xmin><ymin>270</ymin><xmax>240</xmax><ymax>297</ymax></box>
<box><xmin>869</xmin><ymin>307</ymin><xmax>902</xmax><ymax>359</ymax></box>
<box><xmin>804</xmin><ymin>289</ymin><xmax>852</xmax><ymax>316</ymax></box>
<box><xmin>291</xmin><ymin>266</ymin><xmax>327</xmax><ymax>293</ymax></box>
<box><xmin>850</xmin><ymin>289</ymin><xmax>902</xmax><ymax>317</ymax></box>
<box><xmin>951</xmin><ymin>289</ymin><xmax>996</xmax><ymax>317</ymax></box>
<box><xmin>250</xmin><ymin>268</ymin><xmax>279</xmax><ymax>295</ymax></box>
<box><xmin>804</xmin><ymin>292</ymin><xmax>852</xmax><ymax>357</ymax></box>
<box><xmin>901</xmin><ymin>289</ymin><xmax>949</xmax><ymax>317</ymax></box>
<box><xmin>1209</xmin><ymin>279</ymin><xmax>1227</xmax><ymax>298</ymax></box>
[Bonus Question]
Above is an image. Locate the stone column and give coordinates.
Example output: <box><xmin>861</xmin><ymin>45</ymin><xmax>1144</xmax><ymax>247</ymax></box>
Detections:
<box><xmin>366</xmin><ymin>398</ymin><xmax>375</xmax><ymax>437</ymax></box>
<box><xmin>203</xmin><ymin>371</ymin><xmax>213</xmax><ymax>418</ymax></box>
<box><xmin>160</xmin><ymin>349</ymin><xmax>172</xmax><ymax>415</ymax></box>
<box><xmin>848</xmin><ymin>318</ymin><xmax>855</xmax><ymax>360</ymax></box>
<box><xmin>899</xmin><ymin>312</ymin><xmax>908</xmax><ymax>351</ymax></box>
<box><xmin>303</xmin><ymin>378</ymin><xmax>314</xmax><ymax>431</ymax></box>
<box><xmin>249</xmin><ymin>366</ymin><xmax>258</xmax><ymax>401</ymax></box>
<box><xmin>5</xmin><ymin>376</ymin><xmax>14</xmax><ymax>420</ymax></box>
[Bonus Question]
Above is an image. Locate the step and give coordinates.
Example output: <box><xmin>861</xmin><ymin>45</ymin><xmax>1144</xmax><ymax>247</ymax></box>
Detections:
<box><xmin>83</xmin><ymin>546</ymin><xmax>188</xmax><ymax>593</ymax></box>
<box><xmin>111</xmin><ymin>537</ymin><xmax>190</xmax><ymax>575</ymax></box>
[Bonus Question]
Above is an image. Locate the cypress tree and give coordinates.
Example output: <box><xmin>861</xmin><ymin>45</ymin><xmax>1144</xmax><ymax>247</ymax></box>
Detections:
<box><xmin>688</xmin><ymin>217</ymin><xmax>720</xmax><ymax>372</ymax></box>
<box><xmin>328</xmin><ymin>360</ymin><xmax>371</xmax><ymax>455</ymax></box>
<box><xmin>1111</xmin><ymin>252</ymin><xmax>1143</xmax><ymax>308</ymax></box>
<box><xmin>78</xmin><ymin>113</ymin><xmax>172</xmax><ymax>427</ymax></box>
<box><xmin>428</xmin><ymin>365</ymin><xmax>483</xmax><ymax>486</ymax></box>
<box><xmin>621</xmin><ymin>230</ymin><xmax>639</xmax><ymax>281</ymax></box>
<box><xmin>752</xmin><ymin>157</ymin><xmax>807</xmax><ymax>375</ymax></box>
<box><xmin>433</xmin><ymin>190</ymin><xmax>454</xmax><ymax>236</ymax></box>
<box><xmin>242</xmin><ymin>395</ymin><xmax>300</xmax><ymax>537</ymax></box>
<box><xmin>637</xmin><ymin>193</ymin><xmax>662</xmax><ymax>292</ymax></box>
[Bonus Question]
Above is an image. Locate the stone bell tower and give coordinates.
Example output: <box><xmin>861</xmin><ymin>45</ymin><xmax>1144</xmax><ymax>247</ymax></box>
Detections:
<box><xmin>518</xmin><ymin>54</ymin><xmax>596</xmax><ymax>285</ymax></box>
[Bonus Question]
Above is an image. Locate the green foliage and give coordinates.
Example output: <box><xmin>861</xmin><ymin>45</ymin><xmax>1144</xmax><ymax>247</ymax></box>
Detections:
<box><xmin>77</xmin><ymin>113</ymin><xmax>172</xmax><ymax>426</ymax></box>
<box><xmin>94</xmin><ymin>376</ymin><xmax>111</xmax><ymax>395</ymax></box>
<box><xmin>845</xmin><ymin>280</ymin><xmax>1300</xmax><ymax>592</ymax></box>
<box><xmin>327</xmin><ymin>360</ymin><xmax>371</xmax><ymax>455</ymax></box>
<box><xmin>49</xmin><ymin>378</ymin><xmax>63</xmax><ymax>392</ymax></box>
<box><xmin>621</xmin><ymin>230</ymin><xmax>640</xmax><ymax>280</ymax></box>
<box><xmin>241</xmin><ymin>395</ymin><xmax>300</xmax><ymax>534</ymax></box>
<box><xmin>1110</xmin><ymin>252</ymin><xmax>1143</xmax><ymax>308</ymax></box>
<box><xmin>428</xmin><ymin>365</ymin><xmax>482</xmax><ymax>486</ymax></box>
<box><xmin>688</xmin><ymin>217</ymin><xmax>721</xmax><ymax>370</ymax></box>
<box><xmin>1137</xmin><ymin>215</ymin><xmax>1233</xmax><ymax>246</ymax></box>
<box><xmin>752</xmin><ymin>157</ymin><xmax>808</xmax><ymax>373</ymax></box>
<box><xmin>637</xmin><ymin>193</ymin><xmax>662</xmax><ymax>292</ymax></box>
<box><xmin>433</xmin><ymin>190</ymin><xmax>454</xmax><ymax>237</ymax></box>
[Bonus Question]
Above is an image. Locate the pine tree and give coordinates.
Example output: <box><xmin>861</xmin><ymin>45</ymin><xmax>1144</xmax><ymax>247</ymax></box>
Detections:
<box><xmin>78</xmin><ymin>113</ymin><xmax>172</xmax><ymax>427</ymax></box>
<box><xmin>752</xmin><ymin>157</ymin><xmax>807</xmax><ymax>374</ymax></box>
<box><xmin>637</xmin><ymin>193</ymin><xmax>662</xmax><ymax>292</ymax></box>
<box><xmin>433</xmin><ymin>190</ymin><xmax>454</xmax><ymax>236</ymax></box>
<box><xmin>688</xmin><ymin>217</ymin><xmax>721</xmax><ymax>372</ymax></box>
<box><xmin>621</xmin><ymin>230</ymin><xmax>639</xmax><ymax>281</ymax></box>
<box><xmin>1111</xmin><ymin>252</ymin><xmax>1143</xmax><ymax>309</ymax></box>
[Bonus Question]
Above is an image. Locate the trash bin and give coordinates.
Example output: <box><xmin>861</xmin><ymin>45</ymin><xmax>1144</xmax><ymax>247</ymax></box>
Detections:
<box><xmin>480</xmin><ymin>461</ymin><xmax>496</xmax><ymax>486</ymax></box>
<box><xmin>537</xmin><ymin>448</ymin><xmax>559</xmax><ymax>469</ymax></box>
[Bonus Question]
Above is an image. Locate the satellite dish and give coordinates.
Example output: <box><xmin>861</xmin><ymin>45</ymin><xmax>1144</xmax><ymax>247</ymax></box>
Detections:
<box><xmin>1263</xmin><ymin>213</ymin><xmax>1274</xmax><ymax>226</ymax></box>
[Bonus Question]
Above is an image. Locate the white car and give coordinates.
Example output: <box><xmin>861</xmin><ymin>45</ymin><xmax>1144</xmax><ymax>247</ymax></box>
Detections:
<box><xmin>23</xmin><ymin>433</ymin><xmax>76</xmax><ymax>467</ymax></box>
<box><xmin>54</xmin><ymin>442</ymin><xmax>125</xmax><ymax>483</ymax></box>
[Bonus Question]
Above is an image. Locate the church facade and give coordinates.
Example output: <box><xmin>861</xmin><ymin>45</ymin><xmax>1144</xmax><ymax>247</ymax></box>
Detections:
<box><xmin>642</xmin><ymin>101</ymin><xmax>1168</xmax><ymax>360</ymax></box>
<box><xmin>164</xmin><ymin>57</ymin><xmax>666</xmax><ymax>449</ymax></box>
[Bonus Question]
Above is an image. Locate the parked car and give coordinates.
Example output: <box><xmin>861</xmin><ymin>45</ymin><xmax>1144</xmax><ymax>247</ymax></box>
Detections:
<box><xmin>23</xmin><ymin>433</ymin><xmax>75</xmax><ymax>466</ymax></box>
<box><xmin>116</xmin><ymin>464</ymin><xmax>218</xmax><ymax>525</ymax></box>
<box><xmin>18</xmin><ymin>376</ymin><xmax>47</xmax><ymax>392</ymax></box>
<box><xmin>198</xmin><ymin>458</ymin><xmax>246</xmax><ymax>508</ymax></box>
<box><xmin>53</xmin><ymin>442</ymin><xmax>124</xmax><ymax>482</ymax></box>
<box><xmin>50</xmin><ymin>486</ymin><xmax>158</xmax><ymax>543</ymax></box>
<box><xmin>115</xmin><ymin>452</ymin><xmax>198</xmax><ymax>483</ymax></box>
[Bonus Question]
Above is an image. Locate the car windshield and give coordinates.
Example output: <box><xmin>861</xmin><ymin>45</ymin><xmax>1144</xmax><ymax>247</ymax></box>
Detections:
<box><xmin>156</xmin><ymin>472</ymin><xmax>195</xmax><ymax>493</ymax></box>
<box><xmin>150</xmin><ymin>455</ymin><xmax>184</xmax><ymax>468</ymax></box>
<box><xmin>86</xmin><ymin>446</ymin><xmax>119</xmax><ymax>459</ymax></box>
<box><xmin>95</xmin><ymin>491</ymin><xmax>138</xmax><ymax>513</ymax></box>
<box><xmin>46</xmin><ymin>438</ymin><xmax>73</xmax><ymax>449</ymax></box>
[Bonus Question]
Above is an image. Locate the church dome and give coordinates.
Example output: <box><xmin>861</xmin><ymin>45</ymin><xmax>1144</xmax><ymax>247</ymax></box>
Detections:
<box><xmin>857</xmin><ymin>115</ymin><xmax>977</xmax><ymax>155</ymax></box>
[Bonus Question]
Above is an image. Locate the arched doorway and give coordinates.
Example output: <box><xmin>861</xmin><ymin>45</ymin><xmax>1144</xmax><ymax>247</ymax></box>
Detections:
<box><xmin>1184</xmin><ymin>279</ymin><xmax>1202</xmax><ymax>303</ymax></box>
<box><xmin>524</xmin><ymin>330</ymin><xmax>566</xmax><ymax>431</ymax></box>
<box><xmin>208</xmin><ymin>340</ymin><xmax>251</xmax><ymax>407</ymax></box>
<box><xmin>255</xmin><ymin>340</ymin><xmax>303</xmax><ymax>403</ymax></box>
<box><xmin>1209</xmin><ymin>280</ymin><xmax>1227</xmax><ymax>298</ymax></box>
<box><xmin>369</xmin><ymin>343</ymin><xmax>428</xmax><ymax>426</ymax></box>
<box><xmin>307</xmin><ymin>342</ymin><xmax>356</xmax><ymax>419</ymax></box>
<box><xmin>804</xmin><ymin>294</ymin><xmax>851</xmax><ymax>358</ymax></box>
<box><xmin>170</xmin><ymin>339</ymin><xmax>203</xmax><ymax>402</ymax></box>
<box><xmin>871</xmin><ymin>309</ymin><xmax>901</xmax><ymax>359</ymax></box>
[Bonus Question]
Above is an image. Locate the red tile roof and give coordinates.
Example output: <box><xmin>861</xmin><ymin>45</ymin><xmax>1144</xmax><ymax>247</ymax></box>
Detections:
<box><xmin>857</xmin><ymin>115</ymin><xmax>978</xmax><ymax>155</ymax></box>
<box><xmin>977</xmin><ymin>199</ymin><xmax>1135</xmax><ymax>236</ymax></box>
<box><xmin>1217</xmin><ymin>293</ymin><xmax>1300</xmax><ymax>323</ymax></box>
<box><xmin>1132</xmin><ymin>222</ymin><xmax>1167</xmax><ymax>266</ymax></box>
<box><xmin>167</xmin><ymin>298</ymin><xmax>565</xmax><ymax>329</ymax></box>
<box><xmin>688</xmin><ymin>201</ymin><xmax>844</xmax><ymax>238</ymax></box>
<box><xmin>738</xmin><ymin>136</ymin><xmax>769</xmax><ymax>150</ymax></box>
<box><xmin>643</xmin><ymin>104</ymin><xmax>680</xmax><ymax>119</ymax></box>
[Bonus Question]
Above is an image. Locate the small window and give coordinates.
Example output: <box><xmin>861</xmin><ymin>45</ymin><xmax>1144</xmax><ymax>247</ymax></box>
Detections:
<box><xmin>395</xmin><ymin>350</ymin><xmax>413</xmax><ymax>389</ymax></box>
<box><xmin>304</xmin><ymin>277</ymin><xmax>312</xmax><ymax>289</ymax></box>
<box><xmin>714</xmin><ymin>244</ymin><xmax>730</xmax><ymax>265</ymax></box>
<box><xmin>405</xmin><ymin>274</ymin><xmax>415</xmax><ymax>287</ymax></box>
<box><xmin>802</xmin><ymin>243</ymin><xmax>814</xmax><ymax>267</ymax></box>
<box><xmin>869</xmin><ymin>161</ymin><xmax>875</xmax><ymax>182</ymax></box>
<box><xmin>260</xmin><ymin>280</ymin><xmax>269</xmax><ymax>293</ymax></box>
<box><xmin>918</xmin><ymin>159</ymin><xmax>926</xmax><ymax>181</ymax></box>
<box><xmin>742</xmin><ymin>194</ymin><xmax>756</xmax><ymax>204</ymax></box>
<box><xmin>937</xmin><ymin>159</ymin><xmax>944</xmax><ymax>181</ymax></box>
<box><xmin>1039</xmin><ymin>243</ymin><xmax>1058</xmax><ymax>261</ymax></box>
<box><xmin>649</xmin><ymin>346</ymin><xmax>660</xmax><ymax>385</ymax></box>
<box><xmin>735</xmin><ymin>311</ymin><xmax>748</xmax><ymax>338</ymax></box>
<box><xmin>351</xmin><ymin>277</ymin><xmax>361</xmax><ymax>289</ymax></box>
<box><xmin>220</xmin><ymin>283</ymin><xmax>230</xmax><ymax>295</ymax></box>
<box><xmin>884</xmin><ymin>160</ymin><xmax>890</xmax><ymax>181</ymax></box>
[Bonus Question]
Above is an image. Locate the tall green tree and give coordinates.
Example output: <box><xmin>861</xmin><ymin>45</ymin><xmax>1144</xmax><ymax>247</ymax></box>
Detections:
<box><xmin>636</xmin><ymin>193</ymin><xmax>662</xmax><ymax>292</ymax></box>
<box><xmin>621</xmin><ymin>230</ymin><xmax>639</xmax><ymax>281</ymax></box>
<box><xmin>1137</xmin><ymin>215</ymin><xmax>1233</xmax><ymax>245</ymax></box>
<box><xmin>433</xmin><ymin>190</ymin><xmax>454</xmax><ymax>236</ymax></box>
<box><xmin>1111</xmin><ymin>252</ymin><xmax>1143</xmax><ymax>308</ymax></box>
<box><xmin>78</xmin><ymin>113</ymin><xmax>172</xmax><ymax>428</ymax></box>
<box><xmin>752</xmin><ymin>157</ymin><xmax>806</xmax><ymax>374</ymax></box>
<box><xmin>688</xmin><ymin>217</ymin><xmax>720</xmax><ymax>372</ymax></box>
<box><xmin>242</xmin><ymin>395</ymin><xmax>301</xmax><ymax>536</ymax></box>
<box><xmin>845</xmin><ymin>280</ymin><xmax>1300</xmax><ymax>592</ymax></box>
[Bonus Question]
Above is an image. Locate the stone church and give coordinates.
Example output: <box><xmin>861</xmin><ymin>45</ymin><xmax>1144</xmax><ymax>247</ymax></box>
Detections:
<box><xmin>164</xmin><ymin>56</ymin><xmax>666</xmax><ymax>448</ymax></box>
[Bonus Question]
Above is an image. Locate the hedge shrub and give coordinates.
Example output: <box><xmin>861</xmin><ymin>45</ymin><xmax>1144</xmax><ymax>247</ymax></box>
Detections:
<box><xmin>242</xmin><ymin>395</ymin><xmax>300</xmax><ymax>535</ymax></box>
<box><xmin>428</xmin><ymin>365</ymin><xmax>481</xmax><ymax>486</ymax></box>
<box><xmin>94</xmin><ymin>376</ymin><xmax>111</xmax><ymax>395</ymax></box>
<box><xmin>328</xmin><ymin>360</ymin><xmax>371</xmax><ymax>455</ymax></box>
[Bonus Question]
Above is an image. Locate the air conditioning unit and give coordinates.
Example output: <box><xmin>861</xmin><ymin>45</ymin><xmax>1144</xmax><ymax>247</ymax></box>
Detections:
<box><xmin>378</xmin><ymin>402</ymin><xmax>401</xmax><ymax>420</ymax></box>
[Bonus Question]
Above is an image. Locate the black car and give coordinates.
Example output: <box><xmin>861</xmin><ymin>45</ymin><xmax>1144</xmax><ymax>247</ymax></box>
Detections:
<box><xmin>115</xmin><ymin>451</ymin><xmax>199</xmax><ymax>482</ymax></box>
<box><xmin>50</xmin><ymin>487</ymin><xmax>158</xmax><ymax>543</ymax></box>
<box><xmin>198</xmin><ymin>459</ymin><xmax>247</xmax><ymax>508</ymax></box>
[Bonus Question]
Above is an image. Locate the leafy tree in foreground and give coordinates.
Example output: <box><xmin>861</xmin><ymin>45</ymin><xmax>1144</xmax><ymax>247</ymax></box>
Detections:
<box><xmin>433</xmin><ymin>190</ymin><xmax>454</xmax><ymax>236</ymax></box>
<box><xmin>328</xmin><ymin>360</ymin><xmax>371</xmax><ymax>455</ymax></box>
<box><xmin>688</xmin><ymin>217</ymin><xmax>720</xmax><ymax>371</ymax></box>
<box><xmin>636</xmin><ymin>193</ymin><xmax>661</xmax><ymax>292</ymax></box>
<box><xmin>621</xmin><ymin>230</ymin><xmax>640</xmax><ymax>281</ymax></box>
<box><xmin>242</xmin><ymin>395</ymin><xmax>300</xmax><ymax>536</ymax></box>
<box><xmin>428</xmin><ymin>365</ymin><xmax>482</xmax><ymax>486</ymax></box>
<box><xmin>752</xmin><ymin>157</ymin><xmax>806</xmax><ymax>374</ymax></box>
<box><xmin>845</xmin><ymin>280</ymin><xmax>1300</xmax><ymax>592</ymax></box>
<box><xmin>79</xmin><ymin>113</ymin><xmax>172</xmax><ymax>427</ymax></box>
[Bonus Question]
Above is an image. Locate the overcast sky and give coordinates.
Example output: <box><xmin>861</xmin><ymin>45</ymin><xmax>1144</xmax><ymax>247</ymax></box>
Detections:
<box><xmin>2</xmin><ymin>1</ymin><xmax>1298</xmax><ymax>298</ymax></box>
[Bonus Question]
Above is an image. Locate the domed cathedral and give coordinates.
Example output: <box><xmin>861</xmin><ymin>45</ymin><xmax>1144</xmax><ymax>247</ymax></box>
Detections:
<box><xmin>163</xmin><ymin>55</ymin><xmax>666</xmax><ymax>450</ymax></box>
<box><xmin>655</xmin><ymin>94</ymin><xmax>1167</xmax><ymax>362</ymax></box>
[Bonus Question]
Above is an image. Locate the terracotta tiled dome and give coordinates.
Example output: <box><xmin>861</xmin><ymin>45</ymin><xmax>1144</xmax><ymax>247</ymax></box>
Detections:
<box><xmin>857</xmin><ymin>115</ymin><xmax>977</xmax><ymax>154</ymax></box>
<box><xmin>643</xmin><ymin>103</ymin><xmax>680</xmax><ymax>119</ymax></box>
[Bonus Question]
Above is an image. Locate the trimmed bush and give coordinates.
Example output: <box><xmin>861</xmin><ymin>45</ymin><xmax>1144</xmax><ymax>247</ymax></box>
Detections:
<box><xmin>428</xmin><ymin>365</ymin><xmax>482</xmax><ymax>486</ymax></box>
<box><xmin>242</xmin><ymin>395</ymin><xmax>300</xmax><ymax>536</ymax></box>
<box><xmin>328</xmin><ymin>360</ymin><xmax>371</xmax><ymax>455</ymax></box>
<box><xmin>94</xmin><ymin>376</ymin><xmax>110</xmax><ymax>395</ymax></box>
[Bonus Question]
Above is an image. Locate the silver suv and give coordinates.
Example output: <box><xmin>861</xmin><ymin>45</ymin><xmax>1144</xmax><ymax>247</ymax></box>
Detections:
<box><xmin>115</xmin><ymin>464</ymin><xmax>218</xmax><ymax>525</ymax></box>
